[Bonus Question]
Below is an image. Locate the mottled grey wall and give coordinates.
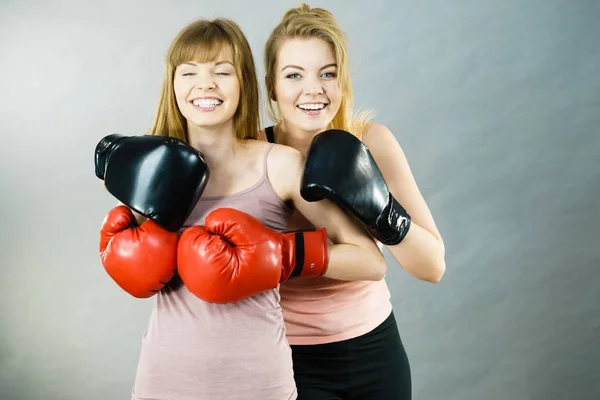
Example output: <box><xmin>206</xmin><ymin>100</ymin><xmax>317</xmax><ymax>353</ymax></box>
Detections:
<box><xmin>1</xmin><ymin>0</ymin><xmax>598</xmax><ymax>399</ymax></box>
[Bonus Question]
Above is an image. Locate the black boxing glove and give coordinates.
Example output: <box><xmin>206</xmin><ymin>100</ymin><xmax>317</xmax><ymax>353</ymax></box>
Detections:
<box><xmin>300</xmin><ymin>129</ymin><xmax>411</xmax><ymax>245</ymax></box>
<box><xmin>95</xmin><ymin>134</ymin><xmax>209</xmax><ymax>232</ymax></box>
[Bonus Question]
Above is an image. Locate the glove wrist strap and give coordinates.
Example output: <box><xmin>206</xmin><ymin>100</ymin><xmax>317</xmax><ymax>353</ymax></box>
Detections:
<box><xmin>281</xmin><ymin>229</ymin><xmax>329</xmax><ymax>281</ymax></box>
<box><xmin>373</xmin><ymin>194</ymin><xmax>412</xmax><ymax>245</ymax></box>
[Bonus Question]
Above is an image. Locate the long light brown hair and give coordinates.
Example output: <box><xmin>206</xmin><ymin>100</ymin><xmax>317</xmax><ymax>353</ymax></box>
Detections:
<box><xmin>264</xmin><ymin>3</ymin><xmax>373</xmax><ymax>138</ymax></box>
<box><xmin>151</xmin><ymin>18</ymin><xmax>261</xmax><ymax>142</ymax></box>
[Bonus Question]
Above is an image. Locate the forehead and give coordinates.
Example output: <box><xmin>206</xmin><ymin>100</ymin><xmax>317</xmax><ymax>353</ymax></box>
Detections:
<box><xmin>277</xmin><ymin>38</ymin><xmax>335</xmax><ymax>67</ymax></box>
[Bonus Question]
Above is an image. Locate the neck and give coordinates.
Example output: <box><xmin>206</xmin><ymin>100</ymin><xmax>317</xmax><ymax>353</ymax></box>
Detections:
<box><xmin>187</xmin><ymin>121</ymin><xmax>239</xmax><ymax>170</ymax></box>
<box><xmin>276</xmin><ymin>121</ymin><xmax>325</xmax><ymax>156</ymax></box>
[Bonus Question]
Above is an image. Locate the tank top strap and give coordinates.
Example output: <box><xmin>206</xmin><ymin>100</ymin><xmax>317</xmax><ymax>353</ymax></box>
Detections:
<box><xmin>265</xmin><ymin>126</ymin><xmax>275</xmax><ymax>143</ymax></box>
<box><xmin>262</xmin><ymin>142</ymin><xmax>275</xmax><ymax>178</ymax></box>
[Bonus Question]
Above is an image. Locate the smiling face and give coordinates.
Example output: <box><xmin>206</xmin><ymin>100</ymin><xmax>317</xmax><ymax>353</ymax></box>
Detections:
<box><xmin>272</xmin><ymin>37</ymin><xmax>342</xmax><ymax>134</ymax></box>
<box><xmin>173</xmin><ymin>47</ymin><xmax>240</xmax><ymax>130</ymax></box>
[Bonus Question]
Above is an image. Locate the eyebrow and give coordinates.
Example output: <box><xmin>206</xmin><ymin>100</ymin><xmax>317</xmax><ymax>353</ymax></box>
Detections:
<box><xmin>280</xmin><ymin>63</ymin><xmax>337</xmax><ymax>72</ymax></box>
<box><xmin>183</xmin><ymin>61</ymin><xmax>234</xmax><ymax>66</ymax></box>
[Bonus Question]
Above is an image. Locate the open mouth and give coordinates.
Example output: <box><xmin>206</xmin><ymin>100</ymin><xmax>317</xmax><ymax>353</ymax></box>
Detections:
<box><xmin>190</xmin><ymin>98</ymin><xmax>223</xmax><ymax>111</ymax></box>
<box><xmin>297</xmin><ymin>103</ymin><xmax>327</xmax><ymax>115</ymax></box>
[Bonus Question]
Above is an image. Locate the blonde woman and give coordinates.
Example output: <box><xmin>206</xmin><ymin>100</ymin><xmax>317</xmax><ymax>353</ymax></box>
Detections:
<box><xmin>96</xmin><ymin>16</ymin><xmax>387</xmax><ymax>400</ymax></box>
<box><xmin>262</xmin><ymin>4</ymin><xmax>447</xmax><ymax>399</ymax></box>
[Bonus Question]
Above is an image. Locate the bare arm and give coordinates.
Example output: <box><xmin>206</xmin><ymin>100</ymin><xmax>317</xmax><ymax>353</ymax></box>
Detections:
<box><xmin>362</xmin><ymin>123</ymin><xmax>446</xmax><ymax>283</ymax></box>
<box><xmin>280</xmin><ymin>146</ymin><xmax>387</xmax><ymax>282</ymax></box>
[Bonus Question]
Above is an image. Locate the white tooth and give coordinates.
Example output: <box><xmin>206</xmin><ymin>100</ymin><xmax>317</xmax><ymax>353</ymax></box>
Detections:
<box><xmin>193</xmin><ymin>99</ymin><xmax>222</xmax><ymax>107</ymax></box>
<box><xmin>299</xmin><ymin>103</ymin><xmax>324</xmax><ymax>110</ymax></box>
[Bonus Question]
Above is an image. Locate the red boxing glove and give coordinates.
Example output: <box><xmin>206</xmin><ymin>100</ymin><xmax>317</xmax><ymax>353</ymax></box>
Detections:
<box><xmin>177</xmin><ymin>208</ymin><xmax>328</xmax><ymax>303</ymax></box>
<box><xmin>99</xmin><ymin>205</ymin><xmax>179</xmax><ymax>298</ymax></box>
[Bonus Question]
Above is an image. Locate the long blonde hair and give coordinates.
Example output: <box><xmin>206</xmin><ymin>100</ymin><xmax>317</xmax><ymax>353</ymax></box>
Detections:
<box><xmin>151</xmin><ymin>18</ymin><xmax>261</xmax><ymax>142</ymax></box>
<box><xmin>264</xmin><ymin>3</ymin><xmax>373</xmax><ymax>138</ymax></box>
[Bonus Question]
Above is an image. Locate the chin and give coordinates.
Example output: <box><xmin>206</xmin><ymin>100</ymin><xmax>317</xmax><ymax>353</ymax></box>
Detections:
<box><xmin>297</xmin><ymin>120</ymin><xmax>330</xmax><ymax>135</ymax></box>
<box><xmin>192</xmin><ymin>114</ymin><xmax>235</xmax><ymax>129</ymax></box>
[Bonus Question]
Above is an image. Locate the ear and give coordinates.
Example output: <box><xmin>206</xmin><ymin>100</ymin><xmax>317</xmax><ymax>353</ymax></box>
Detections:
<box><xmin>265</xmin><ymin>75</ymin><xmax>276</xmax><ymax>101</ymax></box>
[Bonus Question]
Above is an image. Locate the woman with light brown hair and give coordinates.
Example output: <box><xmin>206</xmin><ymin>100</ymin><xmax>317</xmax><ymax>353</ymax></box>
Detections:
<box><xmin>97</xmin><ymin>15</ymin><xmax>389</xmax><ymax>400</ymax></box>
<box><xmin>262</xmin><ymin>3</ymin><xmax>447</xmax><ymax>399</ymax></box>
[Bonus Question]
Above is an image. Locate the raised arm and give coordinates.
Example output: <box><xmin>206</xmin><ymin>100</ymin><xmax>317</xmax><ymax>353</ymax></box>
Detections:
<box><xmin>299</xmin><ymin>125</ymin><xmax>446</xmax><ymax>284</ymax></box>
<box><xmin>361</xmin><ymin>123</ymin><xmax>445</xmax><ymax>283</ymax></box>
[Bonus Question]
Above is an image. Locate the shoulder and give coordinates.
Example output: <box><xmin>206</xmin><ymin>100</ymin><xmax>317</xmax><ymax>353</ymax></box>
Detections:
<box><xmin>243</xmin><ymin>139</ymin><xmax>302</xmax><ymax>167</ymax></box>
<box><xmin>360</xmin><ymin>121</ymin><xmax>408</xmax><ymax>159</ymax></box>
<box><xmin>264</xmin><ymin>143</ymin><xmax>304</xmax><ymax>201</ymax></box>
<box><xmin>268</xmin><ymin>143</ymin><xmax>303</xmax><ymax>169</ymax></box>
<box><xmin>241</xmin><ymin>138</ymin><xmax>267</xmax><ymax>155</ymax></box>
<box><xmin>361</xmin><ymin>122</ymin><xmax>401</xmax><ymax>148</ymax></box>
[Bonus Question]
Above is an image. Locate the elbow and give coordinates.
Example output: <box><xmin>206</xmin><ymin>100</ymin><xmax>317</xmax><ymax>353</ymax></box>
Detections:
<box><xmin>423</xmin><ymin>249</ymin><xmax>446</xmax><ymax>284</ymax></box>
<box><xmin>371</xmin><ymin>253</ymin><xmax>388</xmax><ymax>281</ymax></box>
<box><xmin>424</xmin><ymin>263</ymin><xmax>445</xmax><ymax>284</ymax></box>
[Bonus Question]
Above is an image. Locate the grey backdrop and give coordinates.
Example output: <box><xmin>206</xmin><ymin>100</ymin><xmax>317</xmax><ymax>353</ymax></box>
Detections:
<box><xmin>1</xmin><ymin>0</ymin><xmax>598</xmax><ymax>399</ymax></box>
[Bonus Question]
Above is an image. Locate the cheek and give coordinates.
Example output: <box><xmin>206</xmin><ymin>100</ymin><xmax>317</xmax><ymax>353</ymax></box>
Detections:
<box><xmin>173</xmin><ymin>80</ymin><xmax>188</xmax><ymax>102</ymax></box>
<box><xmin>219</xmin><ymin>75</ymin><xmax>239</xmax><ymax>94</ymax></box>
<box><xmin>275</xmin><ymin>81</ymin><xmax>299</xmax><ymax>106</ymax></box>
<box><xmin>324</xmin><ymin>82</ymin><xmax>342</xmax><ymax>103</ymax></box>
<box><xmin>226</xmin><ymin>81</ymin><xmax>241</xmax><ymax>106</ymax></box>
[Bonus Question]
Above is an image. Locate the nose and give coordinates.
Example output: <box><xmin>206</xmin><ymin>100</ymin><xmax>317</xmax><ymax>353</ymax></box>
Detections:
<box><xmin>195</xmin><ymin>72</ymin><xmax>216</xmax><ymax>91</ymax></box>
<box><xmin>303</xmin><ymin>75</ymin><xmax>324</xmax><ymax>96</ymax></box>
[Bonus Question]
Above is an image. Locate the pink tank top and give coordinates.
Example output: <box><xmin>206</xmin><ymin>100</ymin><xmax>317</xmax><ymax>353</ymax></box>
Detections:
<box><xmin>262</xmin><ymin>126</ymin><xmax>393</xmax><ymax>346</ymax></box>
<box><xmin>279</xmin><ymin>211</ymin><xmax>393</xmax><ymax>345</ymax></box>
<box><xmin>131</xmin><ymin>144</ymin><xmax>298</xmax><ymax>400</ymax></box>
